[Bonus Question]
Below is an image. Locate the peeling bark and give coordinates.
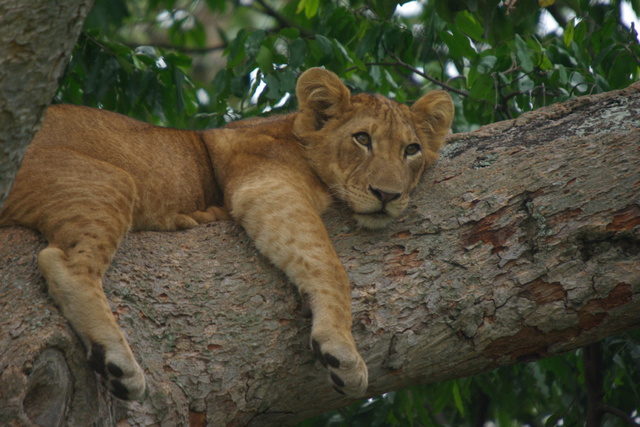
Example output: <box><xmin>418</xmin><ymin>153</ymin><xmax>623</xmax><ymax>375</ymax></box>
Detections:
<box><xmin>0</xmin><ymin>0</ymin><xmax>92</xmax><ymax>208</ymax></box>
<box><xmin>1</xmin><ymin>83</ymin><xmax>639</xmax><ymax>426</ymax></box>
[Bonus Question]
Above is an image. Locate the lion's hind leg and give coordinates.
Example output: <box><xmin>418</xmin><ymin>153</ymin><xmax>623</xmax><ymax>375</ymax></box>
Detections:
<box><xmin>24</xmin><ymin>149</ymin><xmax>147</xmax><ymax>400</ymax></box>
<box><xmin>38</xmin><ymin>245</ymin><xmax>145</xmax><ymax>400</ymax></box>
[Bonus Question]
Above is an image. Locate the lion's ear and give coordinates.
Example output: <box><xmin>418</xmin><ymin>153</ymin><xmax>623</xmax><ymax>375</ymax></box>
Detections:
<box><xmin>411</xmin><ymin>90</ymin><xmax>455</xmax><ymax>153</ymax></box>
<box><xmin>296</xmin><ymin>68</ymin><xmax>351</xmax><ymax>130</ymax></box>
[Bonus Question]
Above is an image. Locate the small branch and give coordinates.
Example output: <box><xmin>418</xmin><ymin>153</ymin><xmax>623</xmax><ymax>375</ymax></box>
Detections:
<box><xmin>81</xmin><ymin>32</ymin><xmax>118</xmax><ymax>57</ymax></box>
<box><xmin>252</xmin><ymin>0</ymin><xmax>313</xmax><ymax>38</ymax></box>
<box><xmin>602</xmin><ymin>404</ymin><xmax>640</xmax><ymax>427</ymax></box>
<box><xmin>601</xmin><ymin>404</ymin><xmax>640</xmax><ymax>426</ymax></box>
<box><xmin>584</xmin><ymin>343</ymin><xmax>605</xmax><ymax>427</ymax></box>
<box><xmin>344</xmin><ymin>61</ymin><xmax>403</xmax><ymax>72</ymax></box>
<box><xmin>473</xmin><ymin>390</ymin><xmax>490</xmax><ymax>427</ymax></box>
<box><xmin>124</xmin><ymin>42</ymin><xmax>227</xmax><ymax>54</ymax></box>
<box><xmin>386</xmin><ymin>51</ymin><xmax>469</xmax><ymax>96</ymax></box>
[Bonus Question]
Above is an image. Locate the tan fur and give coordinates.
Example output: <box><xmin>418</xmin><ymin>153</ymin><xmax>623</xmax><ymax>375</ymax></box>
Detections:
<box><xmin>0</xmin><ymin>68</ymin><xmax>454</xmax><ymax>400</ymax></box>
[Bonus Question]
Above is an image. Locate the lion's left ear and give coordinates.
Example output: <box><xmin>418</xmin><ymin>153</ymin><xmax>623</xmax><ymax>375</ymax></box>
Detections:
<box><xmin>295</xmin><ymin>68</ymin><xmax>351</xmax><ymax>131</ymax></box>
<box><xmin>411</xmin><ymin>90</ymin><xmax>455</xmax><ymax>154</ymax></box>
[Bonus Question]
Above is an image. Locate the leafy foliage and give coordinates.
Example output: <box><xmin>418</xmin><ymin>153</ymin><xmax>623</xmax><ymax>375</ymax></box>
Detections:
<box><xmin>57</xmin><ymin>0</ymin><xmax>640</xmax><ymax>132</ymax></box>
<box><xmin>54</xmin><ymin>0</ymin><xmax>640</xmax><ymax>424</ymax></box>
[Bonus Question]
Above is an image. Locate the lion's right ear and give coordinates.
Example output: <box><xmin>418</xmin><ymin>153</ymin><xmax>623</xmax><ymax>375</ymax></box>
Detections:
<box><xmin>411</xmin><ymin>90</ymin><xmax>454</xmax><ymax>156</ymax></box>
<box><xmin>295</xmin><ymin>68</ymin><xmax>351</xmax><ymax>131</ymax></box>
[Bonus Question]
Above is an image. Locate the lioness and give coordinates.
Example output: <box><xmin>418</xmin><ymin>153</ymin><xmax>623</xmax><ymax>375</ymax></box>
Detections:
<box><xmin>0</xmin><ymin>68</ymin><xmax>453</xmax><ymax>400</ymax></box>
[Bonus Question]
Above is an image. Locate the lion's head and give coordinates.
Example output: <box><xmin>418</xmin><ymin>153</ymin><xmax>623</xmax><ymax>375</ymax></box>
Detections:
<box><xmin>293</xmin><ymin>68</ymin><xmax>454</xmax><ymax>229</ymax></box>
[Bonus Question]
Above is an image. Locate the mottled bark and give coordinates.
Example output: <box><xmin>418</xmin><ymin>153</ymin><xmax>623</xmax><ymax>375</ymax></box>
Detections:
<box><xmin>0</xmin><ymin>0</ymin><xmax>92</xmax><ymax>208</ymax></box>
<box><xmin>1</xmin><ymin>83</ymin><xmax>639</xmax><ymax>426</ymax></box>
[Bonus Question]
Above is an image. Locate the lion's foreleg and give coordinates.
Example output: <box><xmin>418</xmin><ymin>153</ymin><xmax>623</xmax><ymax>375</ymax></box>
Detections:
<box><xmin>230</xmin><ymin>178</ymin><xmax>368</xmax><ymax>397</ymax></box>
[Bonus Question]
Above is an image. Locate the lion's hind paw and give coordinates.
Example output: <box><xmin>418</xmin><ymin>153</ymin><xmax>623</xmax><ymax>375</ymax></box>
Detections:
<box><xmin>88</xmin><ymin>343</ymin><xmax>146</xmax><ymax>401</ymax></box>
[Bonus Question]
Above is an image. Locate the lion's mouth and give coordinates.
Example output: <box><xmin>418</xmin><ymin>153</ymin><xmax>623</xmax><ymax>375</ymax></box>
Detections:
<box><xmin>352</xmin><ymin>210</ymin><xmax>394</xmax><ymax>229</ymax></box>
<box><xmin>363</xmin><ymin>209</ymin><xmax>389</xmax><ymax>218</ymax></box>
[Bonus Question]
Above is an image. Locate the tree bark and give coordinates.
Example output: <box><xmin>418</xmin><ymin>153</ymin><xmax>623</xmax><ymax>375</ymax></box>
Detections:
<box><xmin>0</xmin><ymin>0</ymin><xmax>92</xmax><ymax>209</ymax></box>
<box><xmin>1</xmin><ymin>83</ymin><xmax>639</xmax><ymax>426</ymax></box>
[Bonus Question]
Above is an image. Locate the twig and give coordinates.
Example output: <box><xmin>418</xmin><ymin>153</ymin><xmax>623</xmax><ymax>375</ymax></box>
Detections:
<box><xmin>601</xmin><ymin>404</ymin><xmax>640</xmax><ymax>426</ymax></box>
<box><xmin>584</xmin><ymin>343</ymin><xmax>605</xmax><ymax>427</ymax></box>
<box><xmin>123</xmin><ymin>42</ymin><xmax>227</xmax><ymax>54</ymax></box>
<box><xmin>252</xmin><ymin>0</ymin><xmax>313</xmax><ymax>38</ymax></box>
<box><xmin>386</xmin><ymin>51</ymin><xmax>469</xmax><ymax>96</ymax></box>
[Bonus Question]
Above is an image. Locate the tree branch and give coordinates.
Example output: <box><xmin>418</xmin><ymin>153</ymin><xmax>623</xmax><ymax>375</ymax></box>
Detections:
<box><xmin>123</xmin><ymin>41</ymin><xmax>228</xmax><ymax>55</ymax></box>
<box><xmin>601</xmin><ymin>404</ymin><xmax>640</xmax><ymax>426</ymax></box>
<box><xmin>386</xmin><ymin>50</ymin><xmax>470</xmax><ymax>96</ymax></box>
<box><xmin>252</xmin><ymin>0</ymin><xmax>313</xmax><ymax>38</ymax></box>
<box><xmin>584</xmin><ymin>343</ymin><xmax>604</xmax><ymax>427</ymax></box>
<box><xmin>1</xmin><ymin>83</ymin><xmax>639</xmax><ymax>425</ymax></box>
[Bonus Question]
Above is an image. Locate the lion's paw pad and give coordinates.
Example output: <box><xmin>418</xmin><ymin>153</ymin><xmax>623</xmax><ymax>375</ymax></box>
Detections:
<box><xmin>88</xmin><ymin>343</ymin><xmax>146</xmax><ymax>401</ymax></box>
<box><xmin>312</xmin><ymin>339</ymin><xmax>368</xmax><ymax>397</ymax></box>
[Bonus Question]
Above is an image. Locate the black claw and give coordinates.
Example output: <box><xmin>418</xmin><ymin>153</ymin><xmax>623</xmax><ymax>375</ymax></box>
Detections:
<box><xmin>324</xmin><ymin>352</ymin><xmax>340</xmax><ymax>369</ymax></box>
<box><xmin>312</xmin><ymin>340</ymin><xmax>328</xmax><ymax>367</ymax></box>
<box><xmin>332</xmin><ymin>385</ymin><xmax>346</xmax><ymax>396</ymax></box>
<box><xmin>110</xmin><ymin>379</ymin><xmax>129</xmax><ymax>400</ymax></box>
<box><xmin>311</xmin><ymin>339</ymin><xmax>321</xmax><ymax>356</ymax></box>
<box><xmin>107</xmin><ymin>362</ymin><xmax>124</xmax><ymax>378</ymax></box>
<box><xmin>300</xmin><ymin>295</ymin><xmax>313</xmax><ymax>319</ymax></box>
<box><xmin>330</xmin><ymin>372</ymin><xmax>345</xmax><ymax>387</ymax></box>
<box><xmin>88</xmin><ymin>343</ymin><xmax>107</xmax><ymax>376</ymax></box>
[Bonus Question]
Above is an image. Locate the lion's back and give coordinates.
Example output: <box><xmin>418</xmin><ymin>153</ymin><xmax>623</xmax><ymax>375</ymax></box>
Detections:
<box><xmin>1</xmin><ymin>105</ymin><xmax>219</xmax><ymax>231</ymax></box>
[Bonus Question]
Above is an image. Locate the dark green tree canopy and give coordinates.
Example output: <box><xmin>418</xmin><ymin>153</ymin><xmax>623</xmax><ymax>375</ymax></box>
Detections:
<box><xmin>58</xmin><ymin>0</ymin><xmax>640</xmax><ymax>131</ymax></box>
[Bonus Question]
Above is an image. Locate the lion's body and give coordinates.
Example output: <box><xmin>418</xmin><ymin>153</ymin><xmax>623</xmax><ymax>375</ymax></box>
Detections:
<box><xmin>0</xmin><ymin>69</ymin><xmax>454</xmax><ymax>400</ymax></box>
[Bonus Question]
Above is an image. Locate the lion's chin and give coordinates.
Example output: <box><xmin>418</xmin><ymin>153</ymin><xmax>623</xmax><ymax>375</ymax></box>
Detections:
<box><xmin>353</xmin><ymin>211</ymin><xmax>394</xmax><ymax>229</ymax></box>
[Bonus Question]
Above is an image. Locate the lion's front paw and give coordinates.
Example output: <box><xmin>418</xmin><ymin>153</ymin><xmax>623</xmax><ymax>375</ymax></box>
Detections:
<box><xmin>88</xmin><ymin>343</ymin><xmax>146</xmax><ymax>401</ymax></box>
<box><xmin>311</xmin><ymin>335</ymin><xmax>368</xmax><ymax>398</ymax></box>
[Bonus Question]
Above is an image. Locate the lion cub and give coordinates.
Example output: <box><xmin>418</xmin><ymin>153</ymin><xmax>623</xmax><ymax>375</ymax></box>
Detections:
<box><xmin>0</xmin><ymin>68</ymin><xmax>453</xmax><ymax>400</ymax></box>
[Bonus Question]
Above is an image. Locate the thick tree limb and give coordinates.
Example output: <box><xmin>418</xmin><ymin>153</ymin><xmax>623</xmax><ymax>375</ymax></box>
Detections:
<box><xmin>1</xmin><ymin>83</ymin><xmax>639</xmax><ymax>426</ymax></box>
<box><xmin>0</xmin><ymin>0</ymin><xmax>93</xmax><ymax>208</ymax></box>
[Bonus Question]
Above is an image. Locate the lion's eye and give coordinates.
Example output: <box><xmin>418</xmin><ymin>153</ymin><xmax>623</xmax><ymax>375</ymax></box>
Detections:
<box><xmin>353</xmin><ymin>132</ymin><xmax>371</xmax><ymax>147</ymax></box>
<box><xmin>404</xmin><ymin>143</ymin><xmax>421</xmax><ymax>156</ymax></box>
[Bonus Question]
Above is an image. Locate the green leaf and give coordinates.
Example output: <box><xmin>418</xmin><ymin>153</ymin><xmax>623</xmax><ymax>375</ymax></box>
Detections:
<box><xmin>288</xmin><ymin>39</ymin><xmax>306</xmax><ymax>69</ymax></box>
<box><xmin>452</xmin><ymin>381</ymin><xmax>465</xmax><ymax>416</ymax></box>
<box><xmin>564</xmin><ymin>18</ymin><xmax>575</xmax><ymax>47</ymax></box>
<box><xmin>172</xmin><ymin>67</ymin><xmax>185</xmax><ymax>114</ymax></box>
<box><xmin>356</xmin><ymin>24</ymin><xmax>380</xmax><ymax>59</ymax></box>
<box><xmin>255</xmin><ymin>45</ymin><xmax>273</xmax><ymax>73</ymax></box>
<box><xmin>244</xmin><ymin>30</ymin><xmax>266</xmax><ymax>60</ymax></box>
<box><xmin>369</xmin><ymin>0</ymin><xmax>398</xmax><ymax>19</ymax></box>
<box><xmin>296</xmin><ymin>0</ymin><xmax>319</xmax><ymax>19</ymax></box>
<box><xmin>279</xmin><ymin>27</ymin><xmax>300</xmax><ymax>40</ymax></box>
<box><xmin>263</xmin><ymin>73</ymin><xmax>282</xmax><ymax>100</ymax></box>
<box><xmin>440</xmin><ymin>28</ymin><xmax>476</xmax><ymax>60</ymax></box>
<box><xmin>84</xmin><ymin>0</ymin><xmax>129</xmax><ymax>33</ymax></box>
<box><xmin>468</xmin><ymin>73</ymin><xmax>494</xmax><ymax>100</ymax></box>
<box><xmin>230</xmin><ymin>73</ymin><xmax>249</xmax><ymax>98</ymax></box>
<box><xmin>556</xmin><ymin>64</ymin><xmax>568</xmax><ymax>85</ymax></box>
<box><xmin>607</xmin><ymin>51</ymin><xmax>634</xmax><ymax>89</ymax></box>
<box><xmin>515</xmin><ymin>34</ymin><xmax>534</xmax><ymax>73</ymax></box>
<box><xmin>477</xmin><ymin>55</ymin><xmax>497</xmax><ymax>74</ymax></box>
<box><xmin>226</xmin><ymin>29</ymin><xmax>247</xmax><ymax>68</ymax></box>
<box><xmin>574</xmin><ymin>19</ymin><xmax>587</xmax><ymax>44</ymax></box>
<box><xmin>313</xmin><ymin>35</ymin><xmax>334</xmax><ymax>62</ymax></box>
<box><xmin>455</xmin><ymin>10</ymin><xmax>484</xmax><ymax>41</ymax></box>
<box><xmin>165</xmin><ymin>52</ymin><xmax>192</xmax><ymax>68</ymax></box>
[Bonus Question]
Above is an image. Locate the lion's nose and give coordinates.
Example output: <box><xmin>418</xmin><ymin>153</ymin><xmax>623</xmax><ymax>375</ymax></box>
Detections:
<box><xmin>369</xmin><ymin>186</ymin><xmax>401</xmax><ymax>204</ymax></box>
